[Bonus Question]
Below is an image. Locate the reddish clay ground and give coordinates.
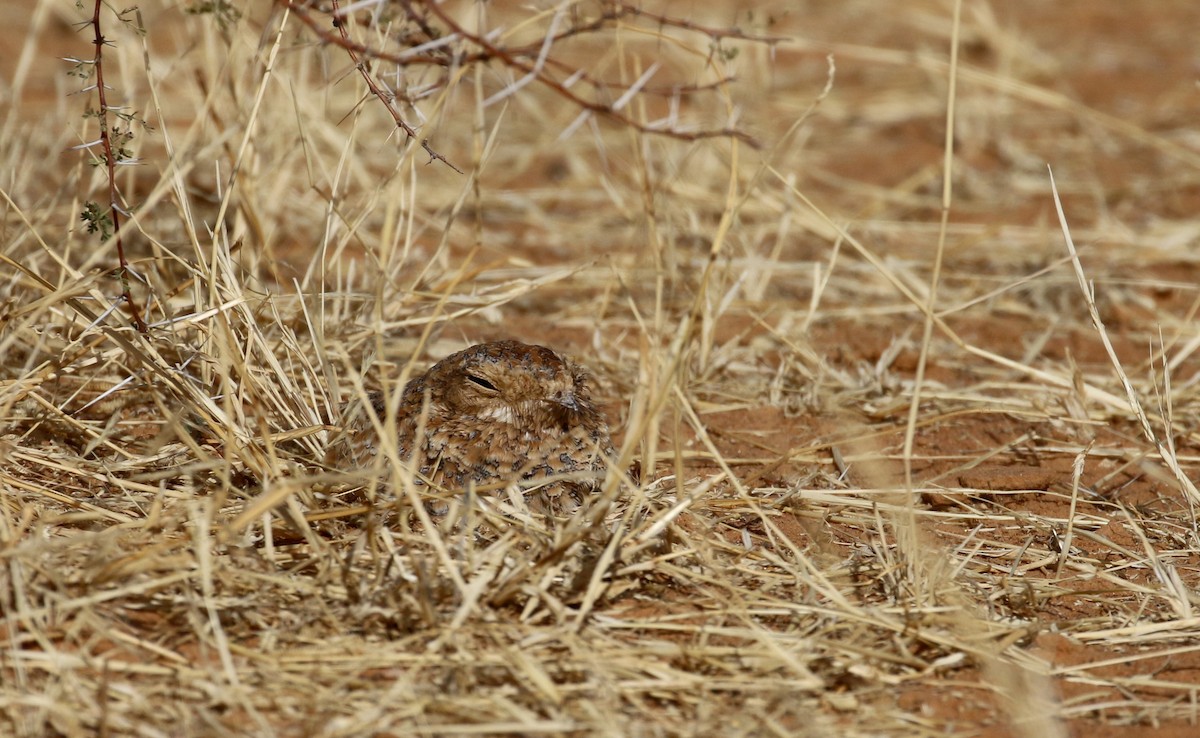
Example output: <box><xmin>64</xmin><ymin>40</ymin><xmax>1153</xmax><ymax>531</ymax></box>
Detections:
<box><xmin>4</xmin><ymin>1</ymin><xmax>1200</xmax><ymax>736</ymax></box>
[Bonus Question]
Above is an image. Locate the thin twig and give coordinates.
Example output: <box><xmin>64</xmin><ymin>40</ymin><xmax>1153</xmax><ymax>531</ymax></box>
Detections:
<box><xmin>283</xmin><ymin>0</ymin><xmax>764</xmax><ymax>150</ymax></box>
<box><xmin>311</xmin><ymin>0</ymin><xmax>462</xmax><ymax>173</ymax></box>
<box><xmin>88</xmin><ymin>0</ymin><xmax>147</xmax><ymax>332</ymax></box>
<box><xmin>423</xmin><ymin>2</ymin><xmax>760</xmax><ymax>148</ymax></box>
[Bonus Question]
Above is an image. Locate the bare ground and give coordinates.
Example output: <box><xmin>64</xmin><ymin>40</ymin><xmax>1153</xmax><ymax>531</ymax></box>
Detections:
<box><xmin>3</xmin><ymin>1</ymin><xmax>1200</xmax><ymax>736</ymax></box>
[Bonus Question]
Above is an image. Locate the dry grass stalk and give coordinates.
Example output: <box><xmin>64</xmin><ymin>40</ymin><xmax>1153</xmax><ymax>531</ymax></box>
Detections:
<box><xmin>2</xmin><ymin>1</ymin><xmax>1199</xmax><ymax>735</ymax></box>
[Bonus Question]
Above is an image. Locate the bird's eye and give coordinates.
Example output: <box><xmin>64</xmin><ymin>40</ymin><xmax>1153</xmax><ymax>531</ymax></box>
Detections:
<box><xmin>466</xmin><ymin>374</ymin><xmax>497</xmax><ymax>391</ymax></box>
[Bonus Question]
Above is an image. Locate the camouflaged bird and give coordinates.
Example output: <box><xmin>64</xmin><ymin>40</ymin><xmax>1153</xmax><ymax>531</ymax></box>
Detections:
<box><xmin>343</xmin><ymin>340</ymin><xmax>613</xmax><ymax>508</ymax></box>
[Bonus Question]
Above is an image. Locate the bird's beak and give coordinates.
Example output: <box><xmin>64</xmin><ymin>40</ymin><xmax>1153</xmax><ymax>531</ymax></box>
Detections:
<box><xmin>553</xmin><ymin>390</ymin><xmax>580</xmax><ymax>412</ymax></box>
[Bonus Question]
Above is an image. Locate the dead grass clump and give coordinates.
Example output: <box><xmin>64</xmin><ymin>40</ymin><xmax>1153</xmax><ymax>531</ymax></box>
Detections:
<box><xmin>4</xmin><ymin>0</ymin><xmax>1200</xmax><ymax>735</ymax></box>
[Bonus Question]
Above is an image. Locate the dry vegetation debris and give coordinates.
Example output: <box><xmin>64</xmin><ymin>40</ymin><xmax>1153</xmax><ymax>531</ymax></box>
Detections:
<box><xmin>2</xmin><ymin>0</ymin><xmax>1200</xmax><ymax>736</ymax></box>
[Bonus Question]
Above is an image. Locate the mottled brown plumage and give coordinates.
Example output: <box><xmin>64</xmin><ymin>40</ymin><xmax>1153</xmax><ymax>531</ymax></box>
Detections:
<box><xmin>343</xmin><ymin>340</ymin><xmax>613</xmax><ymax>506</ymax></box>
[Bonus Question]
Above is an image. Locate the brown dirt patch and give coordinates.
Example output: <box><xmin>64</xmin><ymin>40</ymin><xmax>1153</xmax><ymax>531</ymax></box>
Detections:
<box><xmin>5</xmin><ymin>1</ymin><xmax>1200</xmax><ymax>736</ymax></box>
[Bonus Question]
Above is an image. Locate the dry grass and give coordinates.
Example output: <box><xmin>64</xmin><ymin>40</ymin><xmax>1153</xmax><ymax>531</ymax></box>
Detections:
<box><xmin>3</xmin><ymin>0</ymin><xmax>1200</xmax><ymax>736</ymax></box>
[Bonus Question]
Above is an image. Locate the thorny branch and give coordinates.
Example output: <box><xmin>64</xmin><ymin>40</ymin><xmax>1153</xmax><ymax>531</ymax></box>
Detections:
<box><xmin>86</xmin><ymin>0</ymin><xmax>148</xmax><ymax>332</ymax></box>
<box><xmin>290</xmin><ymin>1</ymin><xmax>746</xmax><ymax>99</ymax></box>
<box><xmin>326</xmin><ymin>0</ymin><xmax>462</xmax><ymax>172</ymax></box>
<box><xmin>281</xmin><ymin>0</ymin><xmax>781</xmax><ymax>154</ymax></box>
<box><xmin>422</xmin><ymin>2</ymin><xmax>761</xmax><ymax>147</ymax></box>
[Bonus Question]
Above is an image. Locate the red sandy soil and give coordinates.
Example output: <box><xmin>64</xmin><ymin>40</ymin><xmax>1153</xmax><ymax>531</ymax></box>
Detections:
<box><xmin>5</xmin><ymin>1</ymin><xmax>1200</xmax><ymax>736</ymax></box>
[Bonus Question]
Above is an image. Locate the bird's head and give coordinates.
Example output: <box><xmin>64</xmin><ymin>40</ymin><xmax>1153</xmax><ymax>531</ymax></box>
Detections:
<box><xmin>432</xmin><ymin>340</ymin><xmax>591</xmax><ymax>427</ymax></box>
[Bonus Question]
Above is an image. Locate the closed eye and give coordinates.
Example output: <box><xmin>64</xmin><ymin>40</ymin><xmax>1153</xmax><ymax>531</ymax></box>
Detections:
<box><xmin>466</xmin><ymin>374</ymin><xmax>497</xmax><ymax>391</ymax></box>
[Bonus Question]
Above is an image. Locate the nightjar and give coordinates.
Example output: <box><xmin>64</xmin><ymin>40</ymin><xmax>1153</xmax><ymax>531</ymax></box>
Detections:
<box><xmin>342</xmin><ymin>340</ymin><xmax>614</xmax><ymax>508</ymax></box>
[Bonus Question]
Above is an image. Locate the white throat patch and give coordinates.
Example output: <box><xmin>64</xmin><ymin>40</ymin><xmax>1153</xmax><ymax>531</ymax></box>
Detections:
<box><xmin>476</xmin><ymin>405</ymin><xmax>517</xmax><ymax>424</ymax></box>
